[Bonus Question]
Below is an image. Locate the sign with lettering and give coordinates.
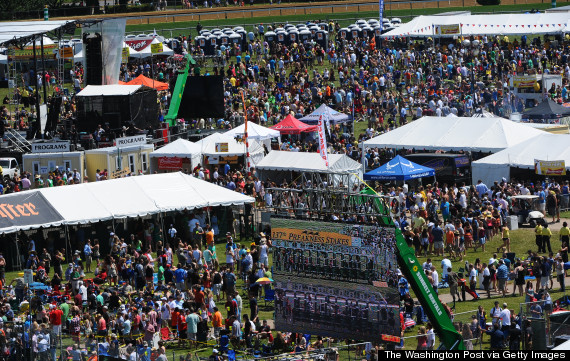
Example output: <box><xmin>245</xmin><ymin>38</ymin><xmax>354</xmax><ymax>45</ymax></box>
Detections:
<box><xmin>513</xmin><ymin>74</ymin><xmax>537</xmax><ymax>88</ymax></box>
<box><xmin>31</xmin><ymin>141</ymin><xmax>70</xmax><ymax>153</ymax></box>
<box><xmin>125</xmin><ymin>39</ymin><xmax>152</xmax><ymax>51</ymax></box>
<box><xmin>110</xmin><ymin>168</ymin><xmax>131</xmax><ymax>179</ymax></box>
<box><xmin>215</xmin><ymin>142</ymin><xmax>229</xmax><ymax>153</ymax></box>
<box><xmin>158</xmin><ymin>157</ymin><xmax>183</xmax><ymax>170</ymax></box>
<box><xmin>535</xmin><ymin>159</ymin><xmax>566</xmax><ymax>176</ymax></box>
<box><xmin>115</xmin><ymin>135</ymin><xmax>146</xmax><ymax>148</ymax></box>
<box><xmin>150</xmin><ymin>42</ymin><xmax>163</xmax><ymax>54</ymax></box>
<box><xmin>59</xmin><ymin>47</ymin><xmax>74</xmax><ymax>59</ymax></box>
<box><xmin>435</xmin><ymin>24</ymin><xmax>460</xmax><ymax>35</ymax></box>
<box><xmin>0</xmin><ymin>192</ymin><xmax>63</xmax><ymax>231</ymax></box>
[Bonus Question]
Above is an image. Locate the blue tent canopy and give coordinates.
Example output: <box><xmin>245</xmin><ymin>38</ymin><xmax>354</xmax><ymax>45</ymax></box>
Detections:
<box><xmin>364</xmin><ymin>155</ymin><xmax>435</xmax><ymax>181</ymax></box>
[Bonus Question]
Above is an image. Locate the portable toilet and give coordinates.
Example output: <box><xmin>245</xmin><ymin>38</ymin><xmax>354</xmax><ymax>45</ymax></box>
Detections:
<box><xmin>315</xmin><ymin>30</ymin><xmax>328</xmax><ymax>48</ymax></box>
<box><xmin>264</xmin><ymin>31</ymin><xmax>276</xmax><ymax>44</ymax></box>
<box><xmin>213</xmin><ymin>31</ymin><xmax>223</xmax><ymax>36</ymax></box>
<box><xmin>318</xmin><ymin>23</ymin><xmax>329</xmax><ymax>32</ymax></box>
<box><xmin>222</xmin><ymin>27</ymin><xmax>232</xmax><ymax>33</ymax></box>
<box><xmin>274</xmin><ymin>27</ymin><xmax>285</xmax><ymax>33</ymax></box>
<box><xmin>284</xmin><ymin>24</ymin><xmax>295</xmax><ymax>31</ymax></box>
<box><xmin>233</xmin><ymin>26</ymin><xmax>245</xmax><ymax>32</ymax></box>
<box><xmin>362</xmin><ymin>27</ymin><xmax>374</xmax><ymax>39</ymax></box>
<box><xmin>220</xmin><ymin>33</ymin><xmax>230</xmax><ymax>46</ymax></box>
<box><xmin>276</xmin><ymin>31</ymin><xmax>287</xmax><ymax>44</ymax></box>
<box><xmin>200</xmin><ymin>29</ymin><xmax>211</xmax><ymax>36</ymax></box>
<box><xmin>347</xmin><ymin>24</ymin><xmax>359</xmax><ymax>30</ymax></box>
<box><xmin>338</xmin><ymin>28</ymin><xmax>349</xmax><ymax>40</ymax></box>
<box><xmin>295</xmin><ymin>24</ymin><xmax>306</xmax><ymax>30</ymax></box>
<box><xmin>350</xmin><ymin>27</ymin><xmax>361</xmax><ymax>40</ymax></box>
<box><xmin>229</xmin><ymin>32</ymin><xmax>242</xmax><ymax>47</ymax></box>
<box><xmin>356</xmin><ymin>19</ymin><xmax>367</xmax><ymax>27</ymax></box>
<box><xmin>211</xmin><ymin>28</ymin><xmax>221</xmax><ymax>33</ymax></box>
<box><xmin>205</xmin><ymin>34</ymin><xmax>218</xmax><ymax>55</ymax></box>
<box><xmin>309</xmin><ymin>26</ymin><xmax>320</xmax><ymax>37</ymax></box>
<box><xmin>299</xmin><ymin>29</ymin><xmax>312</xmax><ymax>43</ymax></box>
<box><xmin>287</xmin><ymin>29</ymin><xmax>299</xmax><ymax>45</ymax></box>
<box><xmin>368</xmin><ymin>19</ymin><xmax>380</xmax><ymax>26</ymax></box>
<box><xmin>195</xmin><ymin>35</ymin><xmax>207</xmax><ymax>49</ymax></box>
<box><xmin>236</xmin><ymin>29</ymin><xmax>247</xmax><ymax>47</ymax></box>
<box><xmin>374</xmin><ymin>27</ymin><xmax>383</xmax><ymax>42</ymax></box>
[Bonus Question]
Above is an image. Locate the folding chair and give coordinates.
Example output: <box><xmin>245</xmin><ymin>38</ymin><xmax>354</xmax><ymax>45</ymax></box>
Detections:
<box><xmin>264</xmin><ymin>289</ymin><xmax>275</xmax><ymax>306</ymax></box>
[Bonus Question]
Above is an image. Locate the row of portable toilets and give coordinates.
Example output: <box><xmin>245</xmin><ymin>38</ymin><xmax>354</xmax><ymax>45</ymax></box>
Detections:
<box><xmin>194</xmin><ymin>19</ymin><xmax>400</xmax><ymax>55</ymax></box>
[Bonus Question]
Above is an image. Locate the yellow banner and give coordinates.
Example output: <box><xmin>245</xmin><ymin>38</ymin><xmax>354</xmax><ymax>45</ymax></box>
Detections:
<box><xmin>215</xmin><ymin>142</ymin><xmax>229</xmax><ymax>152</ymax></box>
<box><xmin>14</xmin><ymin>44</ymin><xmax>57</xmax><ymax>59</ymax></box>
<box><xmin>436</xmin><ymin>24</ymin><xmax>460</xmax><ymax>35</ymax></box>
<box><xmin>59</xmin><ymin>47</ymin><xmax>73</xmax><ymax>59</ymax></box>
<box><xmin>150</xmin><ymin>42</ymin><xmax>163</xmax><ymax>54</ymax></box>
<box><xmin>513</xmin><ymin>75</ymin><xmax>537</xmax><ymax>88</ymax></box>
<box><xmin>272</xmin><ymin>227</ymin><xmax>352</xmax><ymax>246</ymax></box>
<box><xmin>535</xmin><ymin>160</ymin><xmax>566</xmax><ymax>176</ymax></box>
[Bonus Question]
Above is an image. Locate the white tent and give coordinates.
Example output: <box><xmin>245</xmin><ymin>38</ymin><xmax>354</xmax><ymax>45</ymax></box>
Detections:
<box><xmin>138</xmin><ymin>38</ymin><xmax>174</xmax><ymax>58</ymax></box>
<box><xmin>73</xmin><ymin>49</ymin><xmax>85</xmax><ymax>64</ymax></box>
<box><xmin>256</xmin><ymin>150</ymin><xmax>363</xmax><ymax>186</ymax></box>
<box><xmin>0</xmin><ymin>54</ymin><xmax>6</xmax><ymax>65</ymax></box>
<box><xmin>196</xmin><ymin>132</ymin><xmax>265</xmax><ymax>166</ymax></box>
<box><xmin>382</xmin><ymin>13</ymin><xmax>570</xmax><ymax>38</ymax></box>
<box><xmin>0</xmin><ymin>21</ymin><xmax>73</xmax><ymax>46</ymax></box>
<box><xmin>123</xmin><ymin>41</ymin><xmax>144</xmax><ymax>59</ymax></box>
<box><xmin>38</xmin><ymin>172</ymin><xmax>254</xmax><ymax>226</ymax></box>
<box><xmin>76</xmin><ymin>85</ymin><xmax>143</xmax><ymax>97</ymax></box>
<box><xmin>149</xmin><ymin>138</ymin><xmax>202</xmax><ymax>171</ymax></box>
<box><xmin>0</xmin><ymin>172</ymin><xmax>254</xmax><ymax>234</ymax></box>
<box><xmin>224</xmin><ymin>121</ymin><xmax>280</xmax><ymax>141</ymax></box>
<box><xmin>472</xmin><ymin>133</ymin><xmax>570</xmax><ymax>186</ymax></box>
<box><xmin>363</xmin><ymin>116</ymin><xmax>544</xmax><ymax>152</ymax></box>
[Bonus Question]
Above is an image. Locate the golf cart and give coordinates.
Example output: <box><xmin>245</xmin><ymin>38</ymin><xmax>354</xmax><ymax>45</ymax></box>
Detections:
<box><xmin>512</xmin><ymin>195</ymin><xmax>547</xmax><ymax>228</ymax></box>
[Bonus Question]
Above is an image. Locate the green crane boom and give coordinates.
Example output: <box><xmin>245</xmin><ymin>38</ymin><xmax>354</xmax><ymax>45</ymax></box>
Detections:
<box><xmin>164</xmin><ymin>54</ymin><xmax>195</xmax><ymax>126</ymax></box>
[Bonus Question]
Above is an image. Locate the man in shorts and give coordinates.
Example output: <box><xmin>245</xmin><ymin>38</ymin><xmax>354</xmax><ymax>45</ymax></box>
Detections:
<box><xmin>186</xmin><ymin>310</ymin><xmax>200</xmax><ymax>347</ymax></box>
<box><xmin>432</xmin><ymin>223</ymin><xmax>444</xmax><ymax>257</ymax></box>
<box><xmin>496</xmin><ymin>259</ymin><xmax>509</xmax><ymax>297</ymax></box>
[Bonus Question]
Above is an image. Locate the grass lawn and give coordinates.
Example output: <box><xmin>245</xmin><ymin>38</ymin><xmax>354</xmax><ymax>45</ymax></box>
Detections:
<box><xmin>123</xmin><ymin>2</ymin><xmax>570</xmax><ymax>35</ymax></box>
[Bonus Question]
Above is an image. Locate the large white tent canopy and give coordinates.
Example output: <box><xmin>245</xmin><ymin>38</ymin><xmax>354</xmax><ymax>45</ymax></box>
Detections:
<box><xmin>137</xmin><ymin>38</ymin><xmax>174</xmax><ymax>58</ymax></box>
<box><xmin>150</xmin><ymin>138</ymin><xmax>202</xmax><ymax>169</ymax></box>
<box><xmin>0</xmin><ymin>172</ymin><xmax>254</xmax><ymax>234</ymax></box>
<box><xmin>363</xmin><ymin>116</ymin><xmax>544</xmax><ymax>152</ymax></box>
<box><xmin>472</xmin><ymin>133</ymin><xmax>570</xmax><ymax>186</ymax></box>
<box><xmin>0</xmin><ymin>21</ymin><xmax>74</xmax><ymax>45</ymax></box>
<box><xmin>382</xmin><ymin>13</ymin><xmax>570</xmax><ymax>38</ymax></box>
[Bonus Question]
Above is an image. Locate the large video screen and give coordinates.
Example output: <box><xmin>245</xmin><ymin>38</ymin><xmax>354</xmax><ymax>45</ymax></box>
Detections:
<box><xmin>271</xmin><ymin>218</ymin><xmax>400</xmax><ymax>342</ymax></box>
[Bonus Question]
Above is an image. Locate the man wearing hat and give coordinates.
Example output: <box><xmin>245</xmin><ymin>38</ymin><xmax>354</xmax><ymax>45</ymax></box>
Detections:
<box><xmin>209</xmin><ymin>349</ymin><xmax>222</xmax><ymax>361</ymax></box>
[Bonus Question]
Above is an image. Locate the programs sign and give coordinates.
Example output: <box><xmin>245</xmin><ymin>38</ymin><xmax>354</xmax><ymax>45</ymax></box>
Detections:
<box><xmin>115</xmin><ymin>135</ymin><xmax>147</xmax><ymax>148</ymax></box>
<box><xmin>31</xmin><ymin>142</ymin><xmax>70</xmax><ymax>153</ymax></box>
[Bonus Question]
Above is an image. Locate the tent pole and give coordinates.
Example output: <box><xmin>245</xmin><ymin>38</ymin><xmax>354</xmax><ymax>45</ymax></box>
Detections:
<box><xmin>64</xmin><ymin>225</ymin><xmax>70</xmax><ymax>262</ymax></box>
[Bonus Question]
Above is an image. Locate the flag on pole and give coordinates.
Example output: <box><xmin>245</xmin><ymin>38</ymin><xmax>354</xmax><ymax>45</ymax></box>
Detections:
<box><xmin>317</xmin><ymin>111</ymin><xmax>329</xmax><ymax>168</ymax></box>
<box><xmin>379</xmin><ymin>0</ymin><xmax>384</xmax><ymax>31</ymax></box>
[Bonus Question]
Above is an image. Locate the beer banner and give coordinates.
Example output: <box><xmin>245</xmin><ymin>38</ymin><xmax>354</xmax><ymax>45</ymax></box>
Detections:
<box><xmin>513</xmin><ymin>74</ymin><xmax>537</xmax><ymax>88</ymax></box>
<box><xmin>535</xmin><ymin>159</ymin><xmax>566</xmax><ymax>176</ymax></box>
<box><xmin>150</xmin><ymin>42</ymin><xmax>163</xmax><ymax>54</ymax></box>
<box><xmin>0</xmin><ymin>192</ymin><xmax>63</xmax><ymax>232</ymax></box>
<box><xmin>435</xmin><ymin>24</ymin><xmax>460</xmax><ymax>35</ymax></box>
<box><xmin>158</xmin><ymin>157</ymin><xmax>183</xmax><ymax>170</ymax></box>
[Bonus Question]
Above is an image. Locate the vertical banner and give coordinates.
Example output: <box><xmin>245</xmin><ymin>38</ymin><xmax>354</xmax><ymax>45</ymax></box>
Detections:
<box><xmin>379</xmin><ymin>0</ymin><xmax>384</xmax><ymax>31</ymax></box>
<box><xmin>317</xmin><ymin>113</ymin><xmax>329</xmax><ymax>168</ymax></box>
<box><xmin>101</xmin><ymin>18</ymin><xmax>126</xmax><ymax>85</ymax></box>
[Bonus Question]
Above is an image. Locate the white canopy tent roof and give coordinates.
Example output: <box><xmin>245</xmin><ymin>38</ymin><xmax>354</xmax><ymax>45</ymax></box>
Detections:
<box><xmin>256</xmin><ymin>151</ymin><xmax>363</xmax><ymax>186</ymax></box>
<box><xmin>257</xmin><ymin>151</ymin><xmax>362</xmax><ymax>174</ymax></box>
<box><xmin>0</xmin><ymin>54</ymin><xmax>6</xmax><ymax>65</ymax></box>
<box><xmin>137</xmin><ymin>38</ymin><xmax>174</xmax><ymax>58</ymax></box>
<box><xmin>472</xmin><ymin>133</ymin><xmax>570</xmax><ymax>186</ymax></box>
<box><xmin>76</xmin><ymin>85</ymin><xmax>143</xmax><ymax>96</ymax></box>
<box><xmin>0</xmin><ymin>21</ymin><xmax>74</xmax><ymax>46</ymax></box>
<box><xmin>363</xmin><ymin>116</ymin><xmax>544</xmax><ymax>152</ymax></box>
<box><xmin>150</xmin><ymin>138</ymin><xmax>202</xmax><ymax>169</ymax></box>
<box><xmin>38</xmin><ymin>172</ymin><xmax>254</xmax><ymax>226</ymax></box>
<box><xmin>196</xmin><ymin>133</ymin><xmax>265</xmax><ymax>166</ymax></box>
<box><xmin>382</xmin><ymin>13</ymin><xmax>570</xmax><ymax>38</ymax></box>
<box><xmin>223</xmin><ymin>121</ymin><xmax>281</xmax><ymax>141</ymax></box>
<box><xmin>123</xmin><ymin>41</ymin><xmax>144</xmax><ymax>59</ymax></box>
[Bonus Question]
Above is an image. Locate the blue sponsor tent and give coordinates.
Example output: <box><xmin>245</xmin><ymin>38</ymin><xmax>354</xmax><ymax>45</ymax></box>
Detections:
<box><xmin>364</xmin><ymin>155</ymin><xmax>435</xmax><ymax>181</ymax></box>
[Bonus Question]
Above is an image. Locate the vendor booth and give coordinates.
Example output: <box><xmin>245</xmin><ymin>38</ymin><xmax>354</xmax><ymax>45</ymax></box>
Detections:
<box><xmin>270</xmin><ymin>114</ymin><xmax>318</xmax><ymax>134</ymax></box>
<box><xmin>522</xmin><ymin>98</ymin><xmax>570</xmax><ymax>124</ymax></box>
<box><xmin>196</xmin><ymin>133</ymin><xmax>265</xmax><ymax>168</ymax></box>
<box><xmin>223</xmin><ymin>121</ymin><xmax>281</xmax><ymax>149</ymax></box>
<box><xmin>364</xmin><ymin>155</ymin><xmax>435</xmax><ymax>182</ymax></box>
<box><xmin>299</xmin><ymin>104</ymin><xmax>351</xmax><ymax>125</ymax></box>
<box><xmin>150</xmin><ymin>138</ymin><xmax>202</xmax><ymax>173</ymax></box>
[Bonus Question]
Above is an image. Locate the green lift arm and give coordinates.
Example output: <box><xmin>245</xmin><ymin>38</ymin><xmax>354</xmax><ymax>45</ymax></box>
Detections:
<box><xmin>394</xmin><ymin>225</ymin><xmax>465</xmax><ymax>350</ymax></box>
<box><xmin>164</xmin><ymin>54</ymin><xmax>195</xmax><ymax>126</ymax></box>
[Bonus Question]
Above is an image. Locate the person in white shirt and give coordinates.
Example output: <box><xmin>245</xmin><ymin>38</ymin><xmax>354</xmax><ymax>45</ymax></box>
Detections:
<box><xmin>431</xmin><ymin>266</ymin><xmax>439</xmax><ymax>294</ymax></box>
<box><xmin>422</xmin><ymin>259</ymin><xmax>433</xmax><ymax>272</ymax></box>
<box><xmin>426</xmin><ymin>325</ymin><xmax>435</xmax><ymax>350</ymax></box>
<box><xmin>490</xmin><ymin>301</ymin><xmax>502</xmax><ymax>327</ymax></box>
<box><xmin>264</xmin><ymin>191</ymin><xmax>273</xmax><ymax>208</ymax></box>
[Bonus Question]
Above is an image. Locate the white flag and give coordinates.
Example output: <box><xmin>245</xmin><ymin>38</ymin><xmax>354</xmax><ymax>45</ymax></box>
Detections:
<box><xmin>317</xmin><ymin>112</ymin><xmax>329</xmax><ymax>168</ymax></box>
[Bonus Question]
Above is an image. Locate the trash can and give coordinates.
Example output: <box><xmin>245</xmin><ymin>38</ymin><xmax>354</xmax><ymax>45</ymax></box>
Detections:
<box><xmin>507</xmin><ymin>215</ymin><xmax>519</xmax><ymax>230</ymax></box>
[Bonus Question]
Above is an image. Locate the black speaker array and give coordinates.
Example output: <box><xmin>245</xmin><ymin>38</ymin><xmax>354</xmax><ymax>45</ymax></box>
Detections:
<box><xmin>83</xmin><ymin>32</ymin><xmax>103</xmax><ymax>86</ymax></box>
<box><xmin>178</xmin><ymin>76</ymin><xmax>224</xmax><ymax>119</ymax></box>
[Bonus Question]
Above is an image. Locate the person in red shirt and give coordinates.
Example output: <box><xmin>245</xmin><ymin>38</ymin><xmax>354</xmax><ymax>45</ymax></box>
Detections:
<box><xmin>97</xmin><ymin>314</ymin><xmax>107</xmax><ymax>336</ymax></box>
<box><xmin>193</xmin><ymin>287</ymin><xmax>205</xmax><ymax>306</ymax></box>
<box><xmin>177</xmin><ymin>310</ymin><xmax>187</xmax><ymax>347</ymax></box>
<box><xmin>49</xmin><ymin>305</ymin><xmax>64</xmax><ymax>338</ymax></box>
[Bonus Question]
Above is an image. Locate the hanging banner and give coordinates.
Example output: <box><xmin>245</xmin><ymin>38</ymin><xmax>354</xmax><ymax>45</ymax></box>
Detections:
<box><xmin>513</xmin><ymin>74</ymin><xmax>537</xmax><ymax>88</ymax></box>
<box><xmin>215</xmin><ymin>143</ymin><xmax>229</xmax><ymax>153</ymax></box>
<box><xmin>115</xmin><ymin>135</ymin><xmax>147</xmax><ymax>148</ymax></box>
<box><xmin>125</xmin><ymin>39</ymin><xmax>152</xmax><ymax>51</ymax></box>
<box><xmin>59</xmin><ymin>47</ymin><xmax>74</xmax><ymax>59</ymax></box>
<box><xmin>122</xmin><ymin>46</ymin><xmax>130</xmax><ymax>61</ymax></box>
<box><xmin>317</xmin><ymin>113</ymin><xmax>329</xmax><ymax>167</ymax></box>
<box><xmin>435</xmin><ymin>24</ymin><xmax>460</xmax><ymax>35</ymax></box>
<box><xmin>157</xmin><ymin>157</ymin><xmax>183</xmax><ymax>170</ymax></box>
<box><xmin>379</xmin><ymin>0</ymin><xmax>384</xmax><ymax>31</ymax></box>
<box><xmin>14</xmin><ymin>44</ymin><xmax>57</xmax><ymax>60</ymax></box>
<box><xmin>151</xmin><ymin>42</ymin><xmax>163</xmax><ymax>54</ymax></box>
<box><xmin>535</xmin><ymin>159</ymin><xmax>566</xmax><ymax>176</ymax></box>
